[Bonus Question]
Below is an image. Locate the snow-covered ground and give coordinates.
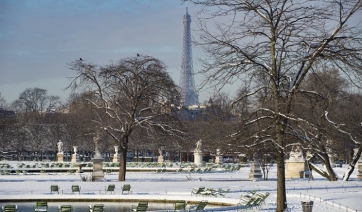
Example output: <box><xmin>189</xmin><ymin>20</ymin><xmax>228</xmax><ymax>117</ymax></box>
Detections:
<box><xmin>0</xmin><ymin>162</ymin><xmax>361</xmax><ymax>212</ymax></box>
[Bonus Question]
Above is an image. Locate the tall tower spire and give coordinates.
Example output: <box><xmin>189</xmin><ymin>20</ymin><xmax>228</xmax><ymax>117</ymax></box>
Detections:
<box><xmin>180</xmin><ymin>5</ymin><xmax>199</xmax><ymax>107</ymax></box>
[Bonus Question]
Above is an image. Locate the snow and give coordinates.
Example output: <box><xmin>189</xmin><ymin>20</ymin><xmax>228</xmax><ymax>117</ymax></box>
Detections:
<box><xmin>1</xmin><ymin>162</ymin><xmax>362</xmax><ymax>212</ymax></box>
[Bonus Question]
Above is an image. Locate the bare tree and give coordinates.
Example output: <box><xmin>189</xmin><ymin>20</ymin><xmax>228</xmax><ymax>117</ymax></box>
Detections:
<box><xmin>68</xmin><ymin>55</ymin><xmax>183</xmax><ymax>181</ymax></box>
<box><xmin>9</xmin><ymin>88</ymin><xmax>61</xmax><ymax>156</ymax></box>
<box><xmin>18</xmin><ymin>88</ymin><xmax>60</xmax><ymax>113</ymax></box>
<box><xmin>285</xmin><ymin>68</ymin><xmax>346</xmax><ymax>181</ymax></box>
<box><xmin>284</xmin><ymin>68</ymin><xmax>362</xmax><ymax>181</ymax></box>
<box><xmin>65</xmin><ymin>92</ymin><xmax>101</xmax><ymax>152</ymax></box>
<box><xmin>322</xmin><ymin>92</ymin><xmax>362</xmax><ymax>181</ymax></box>
<box><xmin>0</xmin><ymin>92</ymin><xmax>6</xmax><ymax>109</ymax></box>
<box><xmin>194</xmin><ymin>93</ymin><xmax>239</xmax><ymax>152</ymax></box>
<box><xmin>187</xmin><ymin>1</ymin><xmax>362</xmax><ymax>211</ymax></box>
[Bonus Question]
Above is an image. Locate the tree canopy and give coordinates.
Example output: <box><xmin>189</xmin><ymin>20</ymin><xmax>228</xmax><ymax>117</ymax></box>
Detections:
<box><xmin>187</xmin><ymin>0</ymin><xmax>362</xmax><ymax>211</ymax></box>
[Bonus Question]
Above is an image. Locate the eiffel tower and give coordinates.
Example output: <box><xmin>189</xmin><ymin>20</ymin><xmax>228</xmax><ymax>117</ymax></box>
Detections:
<box><xmin>179</xmin><ymin>6</ymin><xmax>199</xmax><ymax>107</ymax></box>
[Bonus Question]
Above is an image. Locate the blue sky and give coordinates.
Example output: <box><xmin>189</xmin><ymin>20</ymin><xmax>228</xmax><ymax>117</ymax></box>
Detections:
<box><xmin>0</xmin><ymin>0</ymin><xmax>210</xmax><ymax>104</ymax></box>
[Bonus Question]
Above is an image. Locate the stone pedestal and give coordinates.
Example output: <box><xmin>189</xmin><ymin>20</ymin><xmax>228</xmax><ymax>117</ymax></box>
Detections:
<box><xmin>71</xmin><ymin>153</ymin><xmax>80</xmax><ymax>163</ymax></box>
<box><xmin>194</xmin><ymin>151</ymin><xmax>203</xmax><ymax>166</ymax></box>
<box><xmin>249</xmin><ymin>162</ymin><xmax>263</xmax><ymax>181</ymax></box>
<box><xmin>92</xmin><ymin>157</ymin><xmax>105</xmax><ymax>181</ymax></box>
<box><xmin>215</xmin><ymin>156</ymin><xmax>222</xmax><ymax>164</ymax></box>
<box><xmin>158</xmin><ymin>155</ymin><xmax>164</xmax><ymax>163</ymax></box>
<box><xmin>57</xmin><ymin>153</ymin><xmax>63</xmax><ymax>162</ymax></box>
<box><xmin>71</xmin><ymin>146</ymin><xmax>80</xmax><ymax>163</ymax></box>
<box><xmin>285</xmin><ymin>161</ymin><xmax>307</xmax><ymax>178</ymax></box>
<box><xmin>286</xmin><ymin>145</ymin><xmax>307</xmax><ymax>178</ymax></box>
<box><xmin>112</xmin><ymin>154</ymin><xmax>120</xmax><ymax>163</ymax></box>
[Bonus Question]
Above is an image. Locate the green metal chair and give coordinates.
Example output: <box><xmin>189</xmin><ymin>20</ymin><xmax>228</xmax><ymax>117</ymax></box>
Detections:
<box><xmin>2</xmin><ymin>205</ymin><xmax>17</xmax><ymax>212</ymax></box>
<box><xmin>191</xmin><ymin>187</ymin><xmax>205</xmax><ymax>196</ymax></box>
<box><xmin>174</xmin><ymin>200</ymin><xmax>187</xmax><ymax>211</ymax></box>
<box><xmin>58</xmin><ymin>205</ymin><xmax>72</xmax><ymax>212</ymax></box>
<box><xmin>105</xmin><ymin>184</ymin><xmax>116</xmax><ymax>194</ymax></box>
<box><xmin>50</xmin><ymin>185</ymin><xmax>59</xmax><ymax>194</ymax></box>
<box><xmin>71</xmin><ymin>185</ymin><xmax>81</xmax><ymax>194</ymax></box>
<box><xmin>131</xmin><ymin>202</ymin><xmax>148</xmax><ymax>212</ymax></box>
<box><xmin>122</xmin><ymin>184</ymin><xmax>131</xmax><ymax>194</ymax></box>
<box><xmin>89</xmin><ymin>204</ymin><xmax>104</xmax><ymax>212</ymax></box>
<box><xmin>34</xmin><ymin>202</ymin><xmax>48</xmax><ymax>212</ymax></box>
<box><xmin>188</xmin><ymin>200</ymin><xmax>207</xmax><ymax>212</ymax></box>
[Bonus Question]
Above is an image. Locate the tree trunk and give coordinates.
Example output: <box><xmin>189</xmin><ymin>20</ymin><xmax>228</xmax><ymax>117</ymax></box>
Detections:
<box><xmin>322</xmin><ymin>153</ymin><xmax>338</xmax><ymax>181</ymax></box>
<box><xmin>118</xmin><ymin>143</ymin><xmax>127</xmax><ymax>181</ymax></box>
<box><xmin>276</xmin><ymin>148</ymin><xmax>287</xmax><ymax>212</ymax></box>
<box><xmin>343</xmin><ymin>146</ymin><xmax>362</xmax><ymax>181</ymax></box>
<box><xmin>308</xmin><ymin>161</ymin><xmax>338</xmax><ymax>181</ymax></box>
<box><xmin>274</xmin><ymin>117</ymin><xmax>287</xmax><ymax>211</ymax></box>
